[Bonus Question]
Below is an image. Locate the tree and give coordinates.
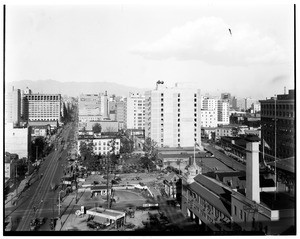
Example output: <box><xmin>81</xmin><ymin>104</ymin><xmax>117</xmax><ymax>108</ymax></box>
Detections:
<box><xmin>92</xmin><ymin>123</ymin><xmax>102</xmax><ymax>134</ymax></box>
<box><xmin>143</xmin><ymin>137</ymin><xmax>158</xmax><ymax>160</ymax></box>
<box><xmin>79</xmin><ymin>141</ymin><xmax>94</xmax><ymax>161</ymax></box>
<box><xmin>140</xmin><ymin>156</ymin><xmax>154</xmax><ymax>172</ymax></box>
<box><xmin>120</xmin><ymin>137</ymin><xmax>133</xmax><ymax>154</ymax></box>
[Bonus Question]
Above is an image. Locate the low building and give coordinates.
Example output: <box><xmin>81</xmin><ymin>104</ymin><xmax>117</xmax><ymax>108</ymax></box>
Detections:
<box><xmin>77</xmin><ymin>134</ymin><xmax>121</xmax><ymax>156</ymax></box>
<box><xmin>91</xmin><ymin>185</ymin><xmax>112</xmax><ymax>196</ymax></box>
<box><xmin>31</xmin><ymin>124</ymin><xmax>51</xmax><ymax>137</ymax></box>
<box><xmin>80</xmin><ymin>120</ymin><xmax>119</xmax><ymax>132</ymax></box>
<box><xmin>86</xmin><ymin>207</ymin><xmax>125</xmax><ymax>229</ymax></box>
<box><xmin>28</xmin><ymin>120</ymin><xmax>58</xmax><ymax>131</ymax></box>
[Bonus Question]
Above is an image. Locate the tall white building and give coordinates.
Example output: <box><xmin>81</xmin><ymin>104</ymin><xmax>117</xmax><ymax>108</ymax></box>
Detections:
<box><xmin>145</xmin><ymin>82</ymin><xmax>201</xmax><ymax>148</ymax></box>
<box><xmin>24</xmin><ymin>94</ymin><xmax>61</xmax><ymax>122</ymax></box>
<box><xmin>201</xmin><ymin>110</ymin><xmax>218</xmax><ymax>128</ymax></box>
<box><xmin>217</xmin><ymin>100</ymin><xmax>230</xmax><ymax>125</ymax></box>
<box><xmin>5</xmin><ymin>123</ymin><xmax>31</xmax><ymax>158</ymax></box>
<box><xmin>201</xmin><ymin>96</ymin><xmax>218</xmax><ymax>127</ymax></box>
<box><xmin>5</xmin><ymin>87</ymin><xmax>21</xmax><ymax>127</ymax></box>
<box><xmin>126</xmin><ymin>93</ymin><xmax>145</xmax><ymax>130</ymax></box>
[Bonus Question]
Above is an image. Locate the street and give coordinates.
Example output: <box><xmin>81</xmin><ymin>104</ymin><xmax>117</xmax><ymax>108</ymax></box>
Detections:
<box><xmin>5</xmin><ymin>122</ymin><xmax>77</xmax><ymax>231</ymax></box>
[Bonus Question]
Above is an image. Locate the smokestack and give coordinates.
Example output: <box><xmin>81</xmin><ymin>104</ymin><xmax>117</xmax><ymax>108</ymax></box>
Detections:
<box><xmin>284</xmin><ymin>86</ymin><xmax>286</xmax><ymax>94</ymax></box>
<box><xmin>246</xmin><ymin>141</ymin><xmax>260</xmax><ymax>203</ymax></box>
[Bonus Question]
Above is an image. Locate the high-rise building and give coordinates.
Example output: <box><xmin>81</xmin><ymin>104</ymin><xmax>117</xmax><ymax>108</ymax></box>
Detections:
<box><xmin>201</xmin><ymin>96</ymin><xmax>218</xmax><ymax>111</ymax></box>
<box><xmin>24</xmin><ymin>94</ymin><xmax>61</xmax><ymax>122</ymax></box>
<box><xmin>201</xmin><ymin>110</ymin><xmax>218</xmax><ymax>128</ymax></box>
<box><xmin>251</xmin><ymin>102</ymin><xmax>261</xmax><ymax>113</ymax></box>
<box><xmin>217</xmin><ymin>100</ymin><xmax>230</xmax><ymax>125</ymax></box>
<box><xmin>126</xmin><ymin>93</ymin><xmax>145</xmax><ymax>130</ymax></box>
<box><xmin>100</xmin><ymin>91</ymin><xmax>109</xmax><ymax>119</ymax></box>
<box><xmin>145</xmin><ymin>82</ymin><xmax>201</xmax><ymax>148</ymax></box>
<box><xmin>78</xmin><ymin>93</ymin><xmax>101</xmax><ymax>117</ymax></box>
<box><xmin>201</xmin><ymin>96</ymin><xmax>218</xmax><ymax>127</ymax></box>
<box><xmin>116</xmin><ymin>99</ymin><xmax>127</xmax><ymax>129</ymax></box>
<box><xmin>232</xmin><ymin>96</ymin><xmax>238</xmax><ymax>110</ymax></box>
<box><xmin>5</xmin><ymin>123</ymin><xmax>31</xmax><ymax>158</ymax></box>
<box><xmin>260</xmin><ymin>89</ymin><xmax>295</xmax><ymax>161</ymax></box>
<box><xmin>5</xmin><ymin>87</ymin><xmax>21</xmax><ymax>127</ymax></box>
<box><xmin>221</xmin><ymin>92</ymin><xmax>232</xmax><ymax>106</ymax></box>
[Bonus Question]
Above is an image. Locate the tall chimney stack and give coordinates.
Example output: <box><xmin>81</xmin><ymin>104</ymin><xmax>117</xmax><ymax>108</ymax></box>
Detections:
<box><xmin>284</xmin><ymin>86</ymin><xmax>286</xmax><ymax>94</ymax></box>
<box><xmin>246</xmin><ymin>141</ymin><xmax>260</xmax><ymax>203</ymax></box>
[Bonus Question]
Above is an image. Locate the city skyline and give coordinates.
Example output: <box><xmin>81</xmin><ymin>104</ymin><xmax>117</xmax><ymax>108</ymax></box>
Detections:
<box><xmin>5</xmin><ymin>2</ymin><xmax>294</xmax><ymax>99</ymax></box>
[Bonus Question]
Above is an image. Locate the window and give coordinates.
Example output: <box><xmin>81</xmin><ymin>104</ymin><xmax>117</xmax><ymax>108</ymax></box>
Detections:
<box><xmin>178</xmin><ymin>104</ymin><xmax>180</xmax><ymax>107</ymax></box>
<box><xmin>234</xmin><ymin>206</ymin><xmax>237</xmax><ymax>215</ymax></box>
<box><xmin>178</xmin><ymin>114</ymin><xmax>180</xmax><ymax>117</ymax></box>
<box><xmin>240</xmin><ymin>210</ymin><xmax>243</xmax><ymax>219</ymax></box>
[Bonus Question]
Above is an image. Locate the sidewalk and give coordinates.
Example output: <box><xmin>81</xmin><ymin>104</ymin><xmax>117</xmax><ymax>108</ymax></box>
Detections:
<box><xmin>5</xmin><ymin>173</ymin><xmax>35</xmax><ymax>208</ymax></box>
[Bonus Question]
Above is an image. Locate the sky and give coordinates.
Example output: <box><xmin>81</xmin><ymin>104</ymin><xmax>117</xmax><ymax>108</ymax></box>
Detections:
<box><xmin>5</xmin><ymin>1</ymin><xmax>295</xmax><ymax>99</ymax></box>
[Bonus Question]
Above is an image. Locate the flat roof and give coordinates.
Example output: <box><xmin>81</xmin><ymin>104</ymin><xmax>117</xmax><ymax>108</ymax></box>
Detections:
<box><xmin>87</xmin><ymin>207</ymin><xmax>125</xmax><ymax>220</ymax></box>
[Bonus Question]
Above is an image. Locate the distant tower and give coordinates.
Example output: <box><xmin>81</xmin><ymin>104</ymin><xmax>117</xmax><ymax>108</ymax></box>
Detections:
<box><xmin>102</xmin><ymin>91</ymin><xmax>109</xmax><ymax>119</ymax></box>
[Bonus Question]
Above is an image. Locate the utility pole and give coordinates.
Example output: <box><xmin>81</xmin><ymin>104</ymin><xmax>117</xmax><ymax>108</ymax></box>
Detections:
<box><xmin>106</xmin><ymin>154</ymin><xmax>110</xmax><ymax>208</ymax></box>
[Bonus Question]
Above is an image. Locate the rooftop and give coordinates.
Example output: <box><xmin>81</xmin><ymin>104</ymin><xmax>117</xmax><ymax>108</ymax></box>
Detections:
<box><xmin>87</xmin><ymin>207</ymin><xmax>125</xmax><ymax>218</ymax></box>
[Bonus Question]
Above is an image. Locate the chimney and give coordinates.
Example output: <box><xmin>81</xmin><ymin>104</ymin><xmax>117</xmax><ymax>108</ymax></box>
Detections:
<box><xmin>284</xmin><ymin>86</ymin><xmax>286</xmax><ymax>95</ymax></box>
<box><xmin>246</xmin><ymin>141</ymin><xmax>260</xmax><ymax>203</ymax></box>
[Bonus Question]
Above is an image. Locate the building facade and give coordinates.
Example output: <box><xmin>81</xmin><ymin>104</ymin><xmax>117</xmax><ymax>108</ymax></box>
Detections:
<box><xmin>116</xmin><ymin>99</ymin><xmax>127</xmax><ymax>129</ymax></box>
<box><xmin>77</xmin><ymin>135</ymin><xmax>120</xmax><ymax>156</ymax></box>
<box><xmin>217</xmin><ymin>100</ymin><xmax>230</xmax><ymax>125</ymax></box>
<box><xmin>24</xmin><ymin>94</ymin><xmax>61</xmax><ymax>122</ymax></box>
<box><xmin>5</xmin><ymin>123</ymin><xmax>31</xmax><ymax>158</ymax></box>
<box><xmin>126</xmin><ymin>93</ymin><xmax>145</xmax><ymax>130</ymax></box>
<box><xmin>5</xmin><ymin>87</ymin><xmax>21</xmax><ymax>127</ymax></box>
<box><xmin>259</xmin><ymin>89</ymin><xmax>295</xmax><ymax>162</ymax></box>
<box><xmin>145</xmin><ymin>82</ymin><xmax>201</xmax><ymax>148</ymax></box>
<box><xmin>201</xmin><ymin>110</ymin><xmax>218</xmax><ymax>128</ymax></box>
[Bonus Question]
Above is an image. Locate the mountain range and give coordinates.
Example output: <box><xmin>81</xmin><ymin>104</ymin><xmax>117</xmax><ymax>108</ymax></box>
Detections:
<box><xmin>6</xmin><ymin>80</ymin><xmax>148</xmax><ymax>97</ymax></box>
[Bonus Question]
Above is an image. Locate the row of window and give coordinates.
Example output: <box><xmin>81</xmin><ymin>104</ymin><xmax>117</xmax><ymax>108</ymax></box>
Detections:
<box><xmin>261</xmin><ymin>104</ymin><xmax>294</xmax><ymax>110</ymax></box>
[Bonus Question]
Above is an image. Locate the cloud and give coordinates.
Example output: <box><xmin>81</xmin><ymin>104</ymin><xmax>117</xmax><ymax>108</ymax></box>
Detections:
<box><xmin>271</xmin><ymin>75</ymin><xmax>289</xmax><ymax>84</ymax></box>
<box><xmin>130</xmin><ymin>17</ymin><xmax>288</xmax><ymax>66</ymax></box>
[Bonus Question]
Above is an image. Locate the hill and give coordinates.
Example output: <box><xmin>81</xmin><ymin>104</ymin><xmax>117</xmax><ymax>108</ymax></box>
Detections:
<box><xmin>6</xmin><ymin>80</ymin><xmax>148</xmax><ymax>97</ymax></box>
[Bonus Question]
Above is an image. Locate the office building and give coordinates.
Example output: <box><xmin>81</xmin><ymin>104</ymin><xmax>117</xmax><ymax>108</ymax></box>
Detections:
<box><xmin>5</xmin><ymin>87</ymin><xmax>21</xmax><ymax>127</ymax></box>
<box><xmin>145</xmin><ymin>82</ymin><xmax>201</xmax><ymax>148</ymax></box>
<box><xmin>5</xmin><ymin>123</ymin><xmax>31</xmax><ymax>159</ymax></box>
<box><xmin>259</xmin><ymin>89</ymin><xmax>295</xmax><ymax>162</ymax></box>
<box><xmin>78</xmin><ymin>93</ymin><xmax>101</xmax><ymax>117</ymax></box>
<box><xmin>126</xmin><ymin>93</ymin><xmax>145</xmax><ymax>130</ymax></box>
<box><xmin>116</xmin><ymin>99</ymin><xmax>127</xmax><ymax>129</ymax></box>
<box><xmin>201</xmin><ymin>110</ymin><xmax>218</xmax><ymax>128</ymax></box>
<box><xmin>201</xmin><ymin>97</ymin><xmax>218</xmax><ymax>128</ymax></box>
<box><xmin>217</xmin><ymin>100</ymin><xmax>230</xmax><ymax>125</ymax></box>
<box><xmin>24</xmin><ymin>93</ymin><xmax>61</xmax><ymax>122</ymax></box>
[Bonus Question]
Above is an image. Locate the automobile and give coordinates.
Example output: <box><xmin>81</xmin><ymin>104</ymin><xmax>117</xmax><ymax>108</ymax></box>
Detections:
<box><xmin>38</xmin><ymin>217</ymin><xmax>47</xmax><ymax>225</ymax></box>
